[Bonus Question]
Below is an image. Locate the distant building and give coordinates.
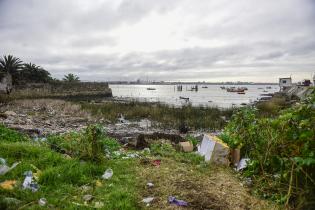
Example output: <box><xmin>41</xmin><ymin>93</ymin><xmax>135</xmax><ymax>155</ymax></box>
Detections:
<box><xmin>279</xmin><ymin>77</ymin><xmax>292</xmax><ymax>91</ymax></box>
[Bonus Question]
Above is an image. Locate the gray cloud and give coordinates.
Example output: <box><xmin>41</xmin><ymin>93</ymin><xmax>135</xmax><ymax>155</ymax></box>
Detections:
<box><xmin>0</xmin><ymin>0</ymin><xmax>314</xmax><ymax>82</ymax></box>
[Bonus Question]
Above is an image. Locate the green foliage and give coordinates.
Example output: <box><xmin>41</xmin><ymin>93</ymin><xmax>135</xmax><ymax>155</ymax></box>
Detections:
<box><xmin>17</xmin><ymin>63</ymin><xmax>52</xmax><ymax>84</ymax></box>
<box><xmin>186</xmin><ymin>135</ymin><xmax>199</xmax><ymax>148</ymax></box>
<box><xmin>150</xmin><ymin>142</ymin><xmax>204</xmax><ymax>165</ymax></box>
<box><xmin>63</xmin><ymin>73</ymin><xmax>80</xmax><ymax>82</ymax></box>
<box><xmin>0</xmin><ymin>55</ymin><xmax>23</xmax><ymax>86</ymax></box>
<box><xmin>0</xmin><ymin>125</ymin><xmax>29</xmax><ymax>142</ymax></box>
<box><xmin>150</xmin><ymin>142</ymin><xmax>177</xmax><ymax>157</ymax></box>
<box><xmin>221</xmin><ymin>91</ymin><xmax>315</xmax><ymax>208</ymax></box>
<box><xmin>0</xmin><ymin>140</ymin><xmax>140</xmax><ymax>210</ymax></box>
<box><xmin>47</xmin><ymin>124</ymin><xmax>115</xmax><ymax>162</ymax></box>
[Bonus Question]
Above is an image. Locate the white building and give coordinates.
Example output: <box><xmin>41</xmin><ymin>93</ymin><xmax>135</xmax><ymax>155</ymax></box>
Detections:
<box><xmin>279</xmin><ymin>77</ymin><xmax>292</xmax><ymax>91</ymax></box>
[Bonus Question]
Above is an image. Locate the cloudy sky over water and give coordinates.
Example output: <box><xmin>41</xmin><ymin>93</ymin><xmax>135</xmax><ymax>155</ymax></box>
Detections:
<box><xmin>1</xmin><ymin>0</ymin><xmax>315</xmax><ymax>82</ymax></box>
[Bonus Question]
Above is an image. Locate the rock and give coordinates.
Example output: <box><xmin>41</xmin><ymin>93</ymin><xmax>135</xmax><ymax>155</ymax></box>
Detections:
<box><xmin>4</xmin><ymin>111</ymin><xmax>17</xmax><ymax>116</ymax></box>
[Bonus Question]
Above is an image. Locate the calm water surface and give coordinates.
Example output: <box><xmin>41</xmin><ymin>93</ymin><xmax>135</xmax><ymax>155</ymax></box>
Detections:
<box><xmin>109</xmin><ymin>84</ymin><xmax>279</xmax><ymax>108</ymax></box>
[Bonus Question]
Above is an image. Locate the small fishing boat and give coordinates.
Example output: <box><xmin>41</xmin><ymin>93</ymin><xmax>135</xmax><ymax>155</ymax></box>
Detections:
<box><xmin>202</xmin><ymin>86</ymin><xmax>208</xmax><ymax>88</ymax></box>
<box><xmin>237</xmin><ymin>92</ymin><xmax>245</xmax><ymax>94</ymax></box>
<box><xmin>226</xmin><ymin>87</ymin><xmax>246</xmax><ymax>93</ymax></box>
<box><xmin>220</xmin><ymin>86</ymin><xmax>226</xmax><ymax>89</ymax></box>
<box><xmin>147</xmin><ymin>88</ymin><xmax>156</xmax><ymax>90</ymax></box>
<box><xmin>179</xmin><ymin>96</ymin><xmax>189</xmax><ymax>101</ymax></box>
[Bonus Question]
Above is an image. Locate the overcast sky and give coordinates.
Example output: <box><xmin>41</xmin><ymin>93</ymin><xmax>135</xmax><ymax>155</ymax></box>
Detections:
<box><xmin>1</xmin><ymin>0</ymin><xmax>315</xmax><ymax>82</ymax></box>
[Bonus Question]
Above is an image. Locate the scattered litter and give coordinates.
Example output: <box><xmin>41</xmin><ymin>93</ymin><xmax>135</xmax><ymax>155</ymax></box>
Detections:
<box><xmin>81</xmin><ymin>185</ymin><xmax>92</xmax><ymax>192</ymax></box>
<box><xmin>38</xmin><ymin>198</ymin><xmax>47</xmax><ymax>206</ymax></box>
<box><xmin>152</xmin><ymin>160</ymin><xmax>161</xmax><ymax>167</ymax></box>
<box><xmin>113</xmin><ymin>151</ymin><xmax>122</xmax><ymax>156</ymax></box>
<box><xmin>143</xmin><ymin>148</ymin><xmax>150</xmax><ymax>154</ymax></box>
<box><xmin>22</xmin><ymin>171</ymin><xmax>39</xmax><ymax>192</ymax></box>
<box><xmin>30</xmin><ymin>164</ymin><xmax>42</xmax><ymax>181</ymax></box>
<box><xmin>122</xmin><ymin>153</ymin><xmax>140</xmax><ymax>159</ymax></box>
<box><xmin>94</xmin><ymin>201</ymin><xmax>104</xmax><ymax>208</ymax></box>
<box><xmin>147</xmin><ymin>182</ymin><xmax>154</xmax><ymax>188</ymax></box>
<box><xmin>118</xmin><ymin>114</ymin><xmax>129</xmax><ymax>124</ymax></box>
<box><xmin>63</xmin><ymin>154</ymin><xmax>72</xmax><ymax>159</ymax></box>
<box><xmin>83</xmin><ymin>194</ymin><xmax>93</xmax><ymax>202</ymax></box>
<box><xmin>95</xmin><ymin>180</ymin><xmax>103</xmax><ymax>187</ymax></box>
<box><xmin>244</xmin><ymin>177</ymin><xmax>253</xmax><ymax>187</ymax></box>
<box><xmin>142</xmin><ymin>197</ymin><xmax>154</xmax><ymax>206</ymax></box>
<box><xmin>102</xmin><ymin>168</ymin><xmax>113</xmax><ymax>180</ymax></box>
<box><xmin>168</xmin><ymin>196</ymin><xmax>188</xmax><ymax>206</ymax></box>
<box><xmin>197</xmin><ymin>134</ymin><xmax>230</xmax><ymax>165</ymax></box>
<box><xmin>0</xmin><ymin>158</ymin><xmax>21</xmax><ymax>175</ymax></box>
<box><xmin>236</xmin><ymin>158</ymin><xmax>250</xmax><ymax>171</ymax></box>
<box><xmin>231</xmin><ymin>148</ymin><xmax>241</xmax><ymax>167</ymax></box>
<box><xmin>179</xmin><ymin>141</ymin><xmax>194</xmax><ymax>152</ymax></box>
<box><xmin>0</xmin><ymin>180</ymin><xmax>17</xmax><ymax>190</ymax></box>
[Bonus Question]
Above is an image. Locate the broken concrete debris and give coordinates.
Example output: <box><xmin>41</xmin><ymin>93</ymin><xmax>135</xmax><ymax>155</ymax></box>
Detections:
<box><xmin>197</xmin><ymin>134</ymin><xmax>230</xmax><ymax>165</ymax></box>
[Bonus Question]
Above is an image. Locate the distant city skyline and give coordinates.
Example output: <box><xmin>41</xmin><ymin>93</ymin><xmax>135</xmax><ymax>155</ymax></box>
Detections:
<box><xmin>1</xmin><ymin>0</ymin><xmax>315</xmax><ymax>82</ymax></box>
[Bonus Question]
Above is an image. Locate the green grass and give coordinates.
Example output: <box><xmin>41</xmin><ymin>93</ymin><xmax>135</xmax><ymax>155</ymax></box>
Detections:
<box><xmin>0</xmin><ymin>124</ymin><xmax>30</xmax><ymax>142</ymax></box>
<box><xmin>0</xmin><ymin>125</ymin><xmax>141</xmax><ymax>210</ymax></box>
<box><xmin>81</xmin><ymin>101</ymin><xmax>233</xmax><ymax>130</ymax></box>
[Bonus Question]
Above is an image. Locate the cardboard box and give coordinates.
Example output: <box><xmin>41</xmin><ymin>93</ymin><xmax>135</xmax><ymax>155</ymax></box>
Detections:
<box><xmin>179</xmin><ymin>141</ymin><xmax>194</xmax><ymax>152</ymax></box>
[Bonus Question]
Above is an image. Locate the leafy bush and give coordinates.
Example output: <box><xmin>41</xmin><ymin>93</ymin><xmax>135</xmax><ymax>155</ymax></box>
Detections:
<box><xmin>47</xmin><ymin>124</ymin><xmax>119</xmax><ymax>162</ymax></box>
<box><xmin>221</xmin><ymin>91</ymin><xmax>315</xmax><ymax>208</ymax></box>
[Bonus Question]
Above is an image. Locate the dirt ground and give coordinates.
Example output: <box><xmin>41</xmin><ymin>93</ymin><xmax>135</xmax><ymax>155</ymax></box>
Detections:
<box><xmin>137</xmin><ymin>157</ymin><xmax>278</xmax><ymax>210</ymax></box>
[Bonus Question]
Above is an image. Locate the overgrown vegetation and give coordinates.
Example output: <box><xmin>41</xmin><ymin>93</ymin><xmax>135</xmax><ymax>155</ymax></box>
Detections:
<box><xmin>0</xmin><ymin>125</ymin><xmax>141</xmax><ymax>209</ymax></box>
<box><xmin>47</xmin><ymin>125</ymin><xmax>116</xmax><ymax>162</ymax></box>
<box><xmin>0</xmin><ymin>122</ymin><xmax>278</xmax><ymax>209</ymax></box>
<box><xmin>81</xmin><ymin>101</ymin><xmax>233</xmax><ymax>130</ymax></box>
<box><xmin>221</xmin><ymin>90</ymin><xmax>315</xmax><ymax>209</ymax></box>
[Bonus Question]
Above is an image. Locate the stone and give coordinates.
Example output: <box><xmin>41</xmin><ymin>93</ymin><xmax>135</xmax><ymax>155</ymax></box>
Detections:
<box><xmin>4</xmin><ymin>111</ymin><xmax>17</xmax><ymax>116</ymax></box>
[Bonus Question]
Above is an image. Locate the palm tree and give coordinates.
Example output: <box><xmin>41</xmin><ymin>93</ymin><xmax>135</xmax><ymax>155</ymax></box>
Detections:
<box><xmin>0</xmin><ymin>55</ymin><xmax>23</xmax><ymax>85</ymax></box>
<box><xmin>63</xmin><ymin>73</ymin><xmax>80</xmax><ymax>82</ymax></box>
<box><xmin>21</xmin><ymin>63</ymin><xmax>52</xmax><ymax>83</ymax></box>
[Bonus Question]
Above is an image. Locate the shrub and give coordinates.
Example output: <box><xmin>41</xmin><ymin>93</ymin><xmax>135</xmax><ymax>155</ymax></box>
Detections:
<box><xmin>221</xmin><ymin>92</ymin><xmax>315</xmax><ymax>208</ymax></box>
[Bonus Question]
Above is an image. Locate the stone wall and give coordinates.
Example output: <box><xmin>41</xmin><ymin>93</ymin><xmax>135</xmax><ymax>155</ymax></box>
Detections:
<box><xmin>10</xmin><ymin>82</ymin><xmax>112</xmax><ymax>99</ymax></box>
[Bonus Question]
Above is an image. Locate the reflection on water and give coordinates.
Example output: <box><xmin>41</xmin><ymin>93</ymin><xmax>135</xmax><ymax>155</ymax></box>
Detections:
<box><xmin>109</xmin><ymin>84</ymin><xmax>279</xmax><ymax>108</ymax></box>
